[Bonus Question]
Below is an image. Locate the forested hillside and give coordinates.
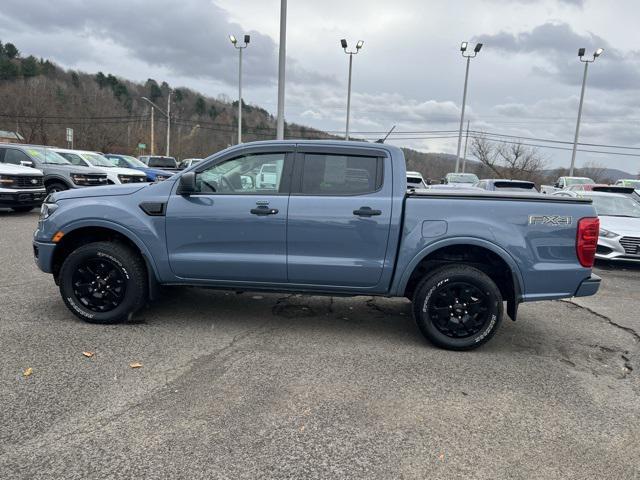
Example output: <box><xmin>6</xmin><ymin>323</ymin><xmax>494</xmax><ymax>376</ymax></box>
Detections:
<box><xmin>0</xmin><ymin>39</ymin><xmax>332</xmax><ymax>159</ymax></box>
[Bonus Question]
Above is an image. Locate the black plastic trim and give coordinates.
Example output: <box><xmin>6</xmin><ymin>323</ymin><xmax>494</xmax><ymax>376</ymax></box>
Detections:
<box><xmin>139</xmin><ymin>201</ymin><xmax>166</xmax><ymax>216</ymax></box>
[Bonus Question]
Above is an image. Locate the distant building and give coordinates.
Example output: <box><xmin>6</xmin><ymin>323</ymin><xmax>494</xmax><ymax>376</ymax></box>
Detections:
<box><xmin>0</xmin><ymin>130</ymin><xmax>25</xmax><ymax>144</ymax></box>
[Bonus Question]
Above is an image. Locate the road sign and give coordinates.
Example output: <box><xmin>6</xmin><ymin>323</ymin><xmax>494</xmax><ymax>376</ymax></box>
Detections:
<box><xmin>138</xmin><ymin>143</ymin><xmax>146</xmax><ymax>149</ymax></box>
<box><xmin>65</xmin><ymin>128</ymin><xmax>73</xmax><ymax>148</ymax></box>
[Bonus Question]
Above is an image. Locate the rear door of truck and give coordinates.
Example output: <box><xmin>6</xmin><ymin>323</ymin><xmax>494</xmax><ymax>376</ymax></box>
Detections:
<box><xmin>286</xmin><ymin>145</ymin><xmax>393</xmax><ymax>289</ymax></box>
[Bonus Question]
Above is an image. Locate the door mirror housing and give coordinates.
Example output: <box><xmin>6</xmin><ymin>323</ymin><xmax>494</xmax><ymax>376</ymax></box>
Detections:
<box><xmin>20</xmin><ymin>160</ymin><xmax>34</xmax><ymax>168</ymax></box>
<box><xmin>177</xmin><ymin>172</ymin><xmax>197</xmax><ymax>195</ymax></box>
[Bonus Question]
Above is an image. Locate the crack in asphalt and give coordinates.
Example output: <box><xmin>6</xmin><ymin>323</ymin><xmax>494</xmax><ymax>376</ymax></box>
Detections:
<box><xmin>561</xmin><ymin>299</ymin><xmax>640</xmax><ymax>343</ymax></box>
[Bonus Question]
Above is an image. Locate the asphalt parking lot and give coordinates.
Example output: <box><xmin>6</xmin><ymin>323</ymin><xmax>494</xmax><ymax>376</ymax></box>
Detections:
<box><xmin>1</xmin><ymin>211</ymin><xmax>639</xmax><ymax>479</ymax></box>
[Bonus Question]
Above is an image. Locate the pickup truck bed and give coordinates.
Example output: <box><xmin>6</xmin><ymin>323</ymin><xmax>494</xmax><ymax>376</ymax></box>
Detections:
<box><xmin>33</xmin><ymin>140</ymin><xmax>600</xmax><ymax>350</ymax></box>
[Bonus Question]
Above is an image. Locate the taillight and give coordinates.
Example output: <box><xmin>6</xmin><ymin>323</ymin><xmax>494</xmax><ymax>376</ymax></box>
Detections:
<box><xmin>576</xmin><ymin>217</ymin><xmax>599</xmax><ymax>268</ymax></box>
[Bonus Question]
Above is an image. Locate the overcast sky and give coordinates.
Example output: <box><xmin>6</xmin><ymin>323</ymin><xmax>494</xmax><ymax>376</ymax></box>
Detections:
<box><xmin>1</xmin><ymin>0</ymin><xmax>639</xmax><ymax>172</ymax></box>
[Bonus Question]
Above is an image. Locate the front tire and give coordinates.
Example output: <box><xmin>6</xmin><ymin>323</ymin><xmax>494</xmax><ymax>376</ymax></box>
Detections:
<box><xmin>412</xmin><ymin>265</ymin><xmax>503</xmax><ymax>350</ymax></box>
<box><xmin>46</xmin><ymin>182</ymin><xmax>68</xmax><ymax>194</ymax></box>
<box><xmin>58</xmin><ymin>241</ymin><xmax>148</xmax><ymax>324</ymax></box>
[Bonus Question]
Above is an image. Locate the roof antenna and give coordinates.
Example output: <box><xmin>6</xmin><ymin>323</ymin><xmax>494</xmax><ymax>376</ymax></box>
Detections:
<box><xmin>375</xmin><ymin>125</ymin><xmax>396</xmax><ymax>143</ymax></box>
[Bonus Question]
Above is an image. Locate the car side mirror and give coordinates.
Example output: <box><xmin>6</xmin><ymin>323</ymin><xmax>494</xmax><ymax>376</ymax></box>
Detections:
<box><xmin>426</xmin><ymin>178</ymin><xmax>432</xmax><ymax>185</ymax></box>
<box><xmin>177</xmin><ymin>172</ymin><xmax>197</xmax><ymax>195</ymax></box>
<box><xmin>440</xmin><ymin>178</ymin><xmax>446</xmax><ymax>184</ymax></box>
<box><xmin>554</xmin><ymin>183</ymin><xmax>560</xmax><ymax>188</ymax></box>
<box><xmin>20</xmin><ymin>160</ymin><xmax>34</xmax><ymax>168</ymax></box>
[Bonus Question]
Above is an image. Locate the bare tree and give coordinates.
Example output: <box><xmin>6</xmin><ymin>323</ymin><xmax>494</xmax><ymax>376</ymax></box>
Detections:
<box><xmin>471</xmin><ymin>135</ymin><xmax>547</xmax><ymax>182</ymax></box>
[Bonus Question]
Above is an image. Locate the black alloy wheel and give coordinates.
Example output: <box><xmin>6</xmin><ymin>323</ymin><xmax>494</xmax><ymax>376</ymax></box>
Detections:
<box><xmin>71</xmin><ymin>257</ymin><xmax>128</xmax><ymax>312</ymax></box>
<box><xmin>412</xmin><ymin>265</ymin><xmax>503</xmax><ymax>350</ymax></box>
<box><xmin>427</xmin><ymin>281</ymin><xmax>490</xmax><ymax>338</ymax></box>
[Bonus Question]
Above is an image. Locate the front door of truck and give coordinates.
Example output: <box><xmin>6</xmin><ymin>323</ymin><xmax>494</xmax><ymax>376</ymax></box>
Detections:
<box><xmin>165</xmin><ymin>147</ymin><xmax>293</xmax><ymax>283</ymax></box>
<box><xmin>286</xmin><ymin>147</ymin><xmax>393</xmax><ymax>289</ymax></box>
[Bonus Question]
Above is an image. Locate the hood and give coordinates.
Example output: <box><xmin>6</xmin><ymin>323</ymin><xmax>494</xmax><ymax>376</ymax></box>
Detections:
<box><xmin>145</xmin><ymin>167</ymin><xmax>174</xmax><ymax>176</ymax></box>
<box><xmin>0</xmin><ymin>163</ymin><xmax>43</xmax><ymax>176</ymax></box>
<box><xmin>52</xmin><ymin>163</ymin><xmax>105</xmax><ymax>175</ymax></box>
<box><xmin>53</xmin><ymin>183</ymin><xmax>148</xmax><ymax>201</ymax></box>
<box><xmin>600</xmin><ymin>216</ymin><xmax>640</xmax><ymax>236</ymax></box>
<box><xmin>93</xmin><ymin>166</ymin><xmax>146</xmax><ymax>177</ymax></box>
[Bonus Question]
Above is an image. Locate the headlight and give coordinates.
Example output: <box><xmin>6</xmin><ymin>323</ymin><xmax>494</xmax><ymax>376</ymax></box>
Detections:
<box><xmin>0</xmin><ymin>175</ymin><xmax>16</xmax><ymax>187</ymax></box>
<box><xmin>40</xmin><ymin>200</ymin><xmax>59</xmax><ymax>220</ymax></box>
<box><xmin>71</xmin><ymin>174</ymin><xmax>91</xmax><ymax>185</ymax></box>
<box><xmin>599</xmin><ymin>228</ymin><xmax>618</xmax><ymax>238</ymax></box>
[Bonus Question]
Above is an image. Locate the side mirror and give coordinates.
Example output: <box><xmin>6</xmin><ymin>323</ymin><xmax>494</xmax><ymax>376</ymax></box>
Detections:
<box><xmin>554</xmin><ymin>182</ymin><xmax>560</xmax><ymax>188</ymax></box>
<box><xmin>440</xmin><ymin>178</ymin><xmax>446</xmax><ymax>184</ymax></box>
<box><xmin>177</xmin><ymin>172</ymin><xmax>197</xmax><ymax>195</ymax></box>
<box><xmin>20</xmin><ymin>160</ymin><xmax>34</xmax><ymax>168</ymax></box>
<box><xmin>426</xmin><ymin>178</ymin><xmax>432</xmax><ymax>186</ymax></box>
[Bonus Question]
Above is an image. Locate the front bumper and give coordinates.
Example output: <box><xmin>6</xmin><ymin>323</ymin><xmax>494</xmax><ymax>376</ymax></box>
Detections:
<box><xmin>574</xmin><ymin>274</ymin><xmax>601</xmax><ymax>297</ymax></box>
<box><xmin>596</xmin><ymin>237</ymin><xmax>640</xmax><ymax>262</ymax></box>
<box><xmin>0</xmin><ymin>190</ymin><xmax>46</xmax><ymax>207</ymax></box>
<box><xmin>33</xmin><ymin>238</ymin><xmax>57</xmax><ymax>274</ymax></box>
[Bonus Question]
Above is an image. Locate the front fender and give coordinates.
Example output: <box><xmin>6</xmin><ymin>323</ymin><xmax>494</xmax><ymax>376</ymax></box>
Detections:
<box><xmin>58</xmin><ymin>218</ymin><xmax>162</xmax><ymax>280</ymax></box>
<box><xmin>391</xmin><ymin>236</ymin><xmax>525</xmax><ymax>300</ymax></box>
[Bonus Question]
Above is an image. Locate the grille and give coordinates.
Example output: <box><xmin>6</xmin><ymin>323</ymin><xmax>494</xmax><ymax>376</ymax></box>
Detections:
<box><xmin>5</xmin><ymin>175</ymin><xmax>44</xmax><ymax>189</ymax></box>
<box><xmin>619</xmin><ymin>237</ymin><xmax>640</xmax><ymax>255</ymax></box>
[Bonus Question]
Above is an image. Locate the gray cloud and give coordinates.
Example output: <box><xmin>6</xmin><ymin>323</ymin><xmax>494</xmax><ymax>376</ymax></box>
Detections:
<box><xmin>476</xmin><ymin>22</ymin><xmax>640</xmax><ymax>90</ymax></box>
<box><xmin>0</xmin><ymin>0</ymin><xmax>331</xmax><ymax>87</ymax></box>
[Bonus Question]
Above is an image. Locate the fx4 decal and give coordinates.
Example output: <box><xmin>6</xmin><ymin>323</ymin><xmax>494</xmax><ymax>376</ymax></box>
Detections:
<box><xmin>528</xmin><ymin>215</ymin><xmax>572</xmax><ymax>226</ymax></box>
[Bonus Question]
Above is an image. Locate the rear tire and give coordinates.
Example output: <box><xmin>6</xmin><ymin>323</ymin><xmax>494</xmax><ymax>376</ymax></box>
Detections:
<box><xmin>11</xmin><ymin>206</ymin><xmax>34</xmax><ymax>213</ymax></box>
<box><xmin>412</xmin><ymin>265</ymin><xmax>503</xmax><ymax>350</ymax></box>
<box><xmin>46</xmin><ymin>182</ymin><xmax>68</xmax><ymax>194</ymax></box>
<box><xmin>58</xmin><ymin>241</ymin><xmax>148</xmax><ymax>324</ymax></box>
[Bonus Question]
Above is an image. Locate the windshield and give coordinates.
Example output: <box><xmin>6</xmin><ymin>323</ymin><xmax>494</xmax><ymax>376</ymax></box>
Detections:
<box><xmin>115</xmin><ymin>155</ymin><xmax>147</xmax><ymax>168</ymax></box>
<box><xmin>82</xmin><ymin>153</ymin><xmax>115</xmax><ymax>167</ymax></box>
<box><xmin>447</xmin><ymin>173</ymin><xmax>479</xmax><ymax>184</ymax></box>
<box><xmin>588</xmin><ymin>195</ymin><xmax>640</xmax><ymax>218</ymax></box>
<box><xmin>26</xmin><ymin>147</ymin><xmax>70</xmax><ymax>165</ymax></box>
<box><xmin>565</xmin><ymin>177</ymin><xmax>594</xmax><ymax>186</ymax></box>
<box><xmin>620</xmin><ymin>180</ymin><xmax>640</xmax><ymax>189</ymax></box>
<box><xmin>148</xmin><ymin>157</ymin><xmax>177</xmax><ymax>168</ymax></box>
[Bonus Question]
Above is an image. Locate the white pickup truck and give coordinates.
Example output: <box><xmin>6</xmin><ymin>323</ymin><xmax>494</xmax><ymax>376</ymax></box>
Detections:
<box><xmin>540</xmin><ymin>176</ymin><xmax>594</xmax><ymax>195</ymax></box>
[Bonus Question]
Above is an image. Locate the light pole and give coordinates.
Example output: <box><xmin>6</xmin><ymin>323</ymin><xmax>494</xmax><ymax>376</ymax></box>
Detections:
<box><xmin>229</xmin><ymin>34</ymin><xmax>250</xmax><ymax>144</ymax></box>
<box><xmin>455</xmin><ymin>41</ymin><xmax>482</xmax><ymax>173</ymax></box>
<box><xmin>340</xmin><ymin>39</ymin><xmax>364</xmax><ymax>140</ymax></box>
<box><xmin>569</xmin><ymin>47</ymin><xmax>604</xmax><ymax>176</ymax></box>
<box><xmin>276</xmin><ymin>0</ymin><xmax>287</xmax><ymax>140</ymax></box>
<box><xmin>141</xmin><ymin>95</ymin><xmax>172</xmax><ymax>156</ymax></box>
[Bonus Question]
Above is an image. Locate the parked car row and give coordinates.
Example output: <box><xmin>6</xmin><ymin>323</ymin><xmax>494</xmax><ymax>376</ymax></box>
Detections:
<box><xmin>0</xmin><ymin>144</ymin><xmax>201</xmax><ymax>211</ymax></box>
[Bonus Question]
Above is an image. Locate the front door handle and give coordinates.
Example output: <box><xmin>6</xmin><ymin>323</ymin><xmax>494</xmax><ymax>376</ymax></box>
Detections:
<box><xmin>353</xmin><ymin>206</ymin><xmax>382</xmax><ymax>217</ymax></box>
<box><xmin>250</xmin><ymin>206</ymin><xmax>279</xmax><ymax>216</ymax></box>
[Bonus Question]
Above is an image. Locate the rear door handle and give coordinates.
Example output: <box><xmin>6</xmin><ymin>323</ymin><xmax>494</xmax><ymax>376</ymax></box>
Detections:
<box><xmin>353</xmin><ymin>206</ymin><xmax>382</xmax><ymax>217</ymax></box>
<box><xmin>250</xmin><ymin>206</ymin><xmax>279</xmax><ymax>216</ymax></box>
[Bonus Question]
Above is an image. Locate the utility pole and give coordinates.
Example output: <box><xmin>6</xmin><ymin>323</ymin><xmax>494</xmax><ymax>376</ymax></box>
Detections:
<box><xmin>150</xmin><ymin>107</ymin><xmax>155</xmax><ymax>155</ymax></box>
<box><xmin>455</xmin><ymin>42</ymin><xmax>482</xmax><ymax>173</ymax></box>
<box><xmin>570</xmin><ymin>47</ymin><xmax>604</xmax><ymax>176</ymax></box>
<box><xmin>276</xmin><ymin>0</ymin><xmax>287</xmax><ymax>140</ymax></box>
<box><xmin>166</xmin><ymin>91</ymin><xmax>171</xmax><ymax>156</ymax></box>
<box><xmin>462</xmin><ymin>120</ymin><xmax>470</xmax><ymax>173</ymax></box>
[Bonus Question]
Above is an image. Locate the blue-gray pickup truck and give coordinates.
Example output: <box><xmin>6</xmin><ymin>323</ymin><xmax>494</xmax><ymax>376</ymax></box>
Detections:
<box><xmin>33</xmin><ymin>140</ymin><xmax>601</xmax><ymax>350</ymax></box>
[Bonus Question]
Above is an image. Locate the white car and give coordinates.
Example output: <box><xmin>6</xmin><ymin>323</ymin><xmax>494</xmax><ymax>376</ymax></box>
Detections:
<box><xmin>256</xmin><ymin>163</ymin><xmax>278</xmax><ymax>189</ymax></box>
<box><xmin>554</xmin><ymin>190</ymin><xmax>640</xmax><ymax>262</ymax></box>
<box><xmin>0</xmin><ymin>162</ymin><xmax>46</xmax><ymax>212</ymax></box>
<box><xmin>407</xmin><ymin>171</ymin><xmax>427</xmax><ymax>189</ymax></box>
<box><xmin>54</xmin><ymin>149</ymin><xmax>147</xmax><ymax>185</ymax></box>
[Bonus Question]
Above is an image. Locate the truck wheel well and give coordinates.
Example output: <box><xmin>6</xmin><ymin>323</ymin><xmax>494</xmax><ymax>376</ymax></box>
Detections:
<box><xmin>44</xmin><ymin>178</ymin><xmax>70</xmax><ymax>188</ymax></box>
<box><xmin>404</xmin><ymin>245</ymin><xmax>516</xmax><ymax>308</ymax></box>
<box><xmin>51</xmin><ymin>227</ymin><xmax>145</xmax><ymax>280</ymax></box>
